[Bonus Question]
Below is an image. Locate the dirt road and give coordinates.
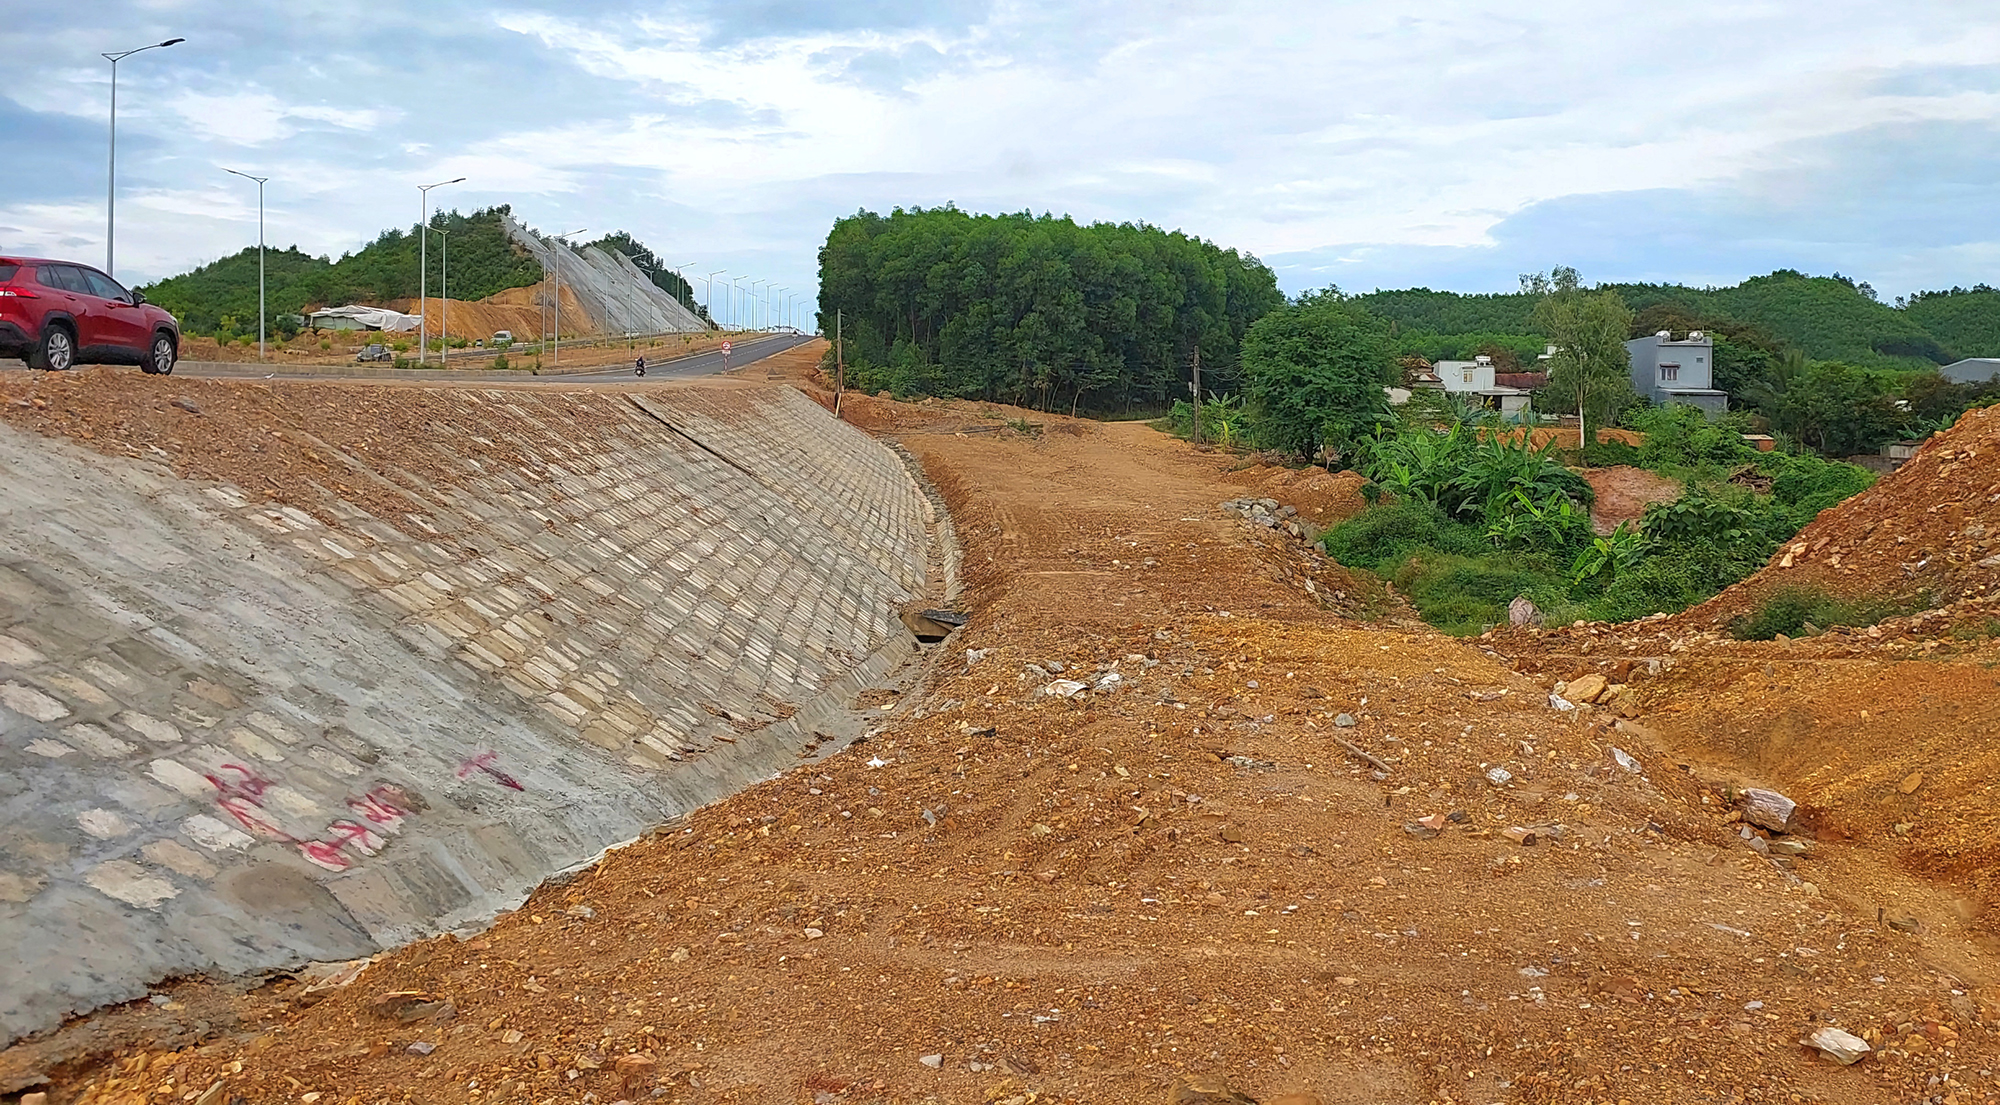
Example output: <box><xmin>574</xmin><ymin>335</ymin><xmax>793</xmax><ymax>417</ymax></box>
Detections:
<box><xmin>12</xmin><ymin>383</ymin><xmax>2000</xmax><ymax>1105</ymax></box>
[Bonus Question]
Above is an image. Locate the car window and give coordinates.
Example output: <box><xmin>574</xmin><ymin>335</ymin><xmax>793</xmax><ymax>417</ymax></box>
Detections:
<box><xmin>0</xmin><ymin>264</ymin><xmax>17</xmax><ymax>283</ymax></box>
<box><xmin>36</xmin><ymin>265</ymin><xmax>82</xmax><ymax>293</ymax></box>
<box><xmin>55</xmin><ymin>266</ymin><xmax>94</xmax><ymax>294</ymax></box>
<box><xmin>80</xmin><ymin>269</ymin><xmax>129</xmax><ymax>301</ymax></box>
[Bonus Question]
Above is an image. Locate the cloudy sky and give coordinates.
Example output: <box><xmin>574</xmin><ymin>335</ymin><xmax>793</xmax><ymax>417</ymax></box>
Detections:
<box><xmin>4</xmin><ymin>0</ymin><xmax>1998</xmax><ymax>323</ymax></box>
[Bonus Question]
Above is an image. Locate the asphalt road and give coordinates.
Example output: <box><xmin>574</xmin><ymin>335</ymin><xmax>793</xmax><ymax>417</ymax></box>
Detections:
<box><xmin>0</xmin><ymin>331</ymin><xmax>817</xmax><ymax>385</ymax></box>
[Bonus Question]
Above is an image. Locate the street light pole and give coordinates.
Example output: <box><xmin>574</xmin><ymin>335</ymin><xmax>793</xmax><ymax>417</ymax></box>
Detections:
<box><xmin>732</xmin><ymin>278</ymin><xmax>746</xmax><ymax>332</ymax></box>
<box><xmin>773</xmin><ymin>287</ymin><xmax>788</xmax><ymax>333</ymax></box>
<box><xmin>707</xmin><ymin>270</ymin><xmax>725</xmax><ymax>331</ymax></box>
<box><xmin>222</xmin><ymin>168</ymin><xmax>268</xmax><ymax>361</ymax></box>
<box><xmin>672</xmin><ymin>260</ymin><xmax>697</xmax><ymax>316</ymax></box>
<box><xmin>549</xmin><ymin>228</ymin><xmax>586</xmax><ymax>368</ymax></box>
<box><xmin>102</xmin><ymin>37</ymin><xmax>184</xmax><ymax>282</ymax></box>
<box><xmin>416</xmin><ymin>177</ymin><xmax>465</xmax><ymax>365</ymax></box>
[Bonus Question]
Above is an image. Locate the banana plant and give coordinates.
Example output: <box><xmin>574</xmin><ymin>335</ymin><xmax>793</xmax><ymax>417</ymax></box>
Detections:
<box><xmin>1570</xmin><ymin>522</ymin><xmax>1649</xmax><ymax>583</ymax></box>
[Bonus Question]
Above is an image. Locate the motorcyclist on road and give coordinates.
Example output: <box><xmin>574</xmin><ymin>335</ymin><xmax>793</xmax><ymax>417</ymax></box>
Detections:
<box><xmin>635</xmin><ymin>356</ymin><xmax>647</xmax><ymax>377</ymax></box>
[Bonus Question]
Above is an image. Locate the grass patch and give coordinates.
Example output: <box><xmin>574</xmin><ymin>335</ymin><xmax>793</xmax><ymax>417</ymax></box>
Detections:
<box><xmin>1390</xmin><ymin>550</ymin><xmax>1573</xmax><ymax>636</ymax></box>
<box><xmin>1728</xmin><ymin>586</ymin><xmax>1923</xmax><ymax>640</ymax></box>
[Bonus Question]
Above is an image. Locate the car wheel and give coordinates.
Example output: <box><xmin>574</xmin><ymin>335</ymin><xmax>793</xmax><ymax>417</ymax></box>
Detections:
<box><xmin>142</xmin><ymin>332</ymin><xmax>176</xmax><ymax>376</ymax></box>
<box><xmin>26</xmin><ymin>324</ymin><xmax>75</xmax><ymax>371</ymax></box>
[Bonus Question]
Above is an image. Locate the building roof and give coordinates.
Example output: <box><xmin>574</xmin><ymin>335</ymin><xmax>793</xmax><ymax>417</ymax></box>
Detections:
<box><xmin>1940</xmin><ymin>358</ymin><xmax>2000</xmax><ymax>381</ymax></box>
<box><xmin>1494</xmin><ymin>371</ymin><xmax>1547</xmax><ymax>390</ymax></box>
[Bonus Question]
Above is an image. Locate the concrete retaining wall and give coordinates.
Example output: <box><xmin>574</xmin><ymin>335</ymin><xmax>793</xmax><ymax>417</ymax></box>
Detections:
<box><xmin>0</xmin><ymin>385</ymin><xmax>932</xmax><ymax>1043</ymax></box>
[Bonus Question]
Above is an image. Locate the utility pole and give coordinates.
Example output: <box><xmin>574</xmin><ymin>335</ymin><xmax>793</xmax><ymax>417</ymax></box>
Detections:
<box><xmin>439</xmin><ymin>225</ymin><xmax>450</xmax><ymax>364</ymax></box>
<box><xmin>834</xmin><ymin>309</ymin><xmax>845</xmax><ymax>419</ymax></box>
<box><xmin>1190</xmin><ymin>343</ymin><xmax>1202</xmax><ymax>445</ymax></box>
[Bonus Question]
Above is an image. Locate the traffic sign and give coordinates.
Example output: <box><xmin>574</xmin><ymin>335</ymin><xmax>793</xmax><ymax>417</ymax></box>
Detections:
<box><xmin>721</xmin><ymin>340</ymin><xmax>732</xmax><ymax>353</ymax></box>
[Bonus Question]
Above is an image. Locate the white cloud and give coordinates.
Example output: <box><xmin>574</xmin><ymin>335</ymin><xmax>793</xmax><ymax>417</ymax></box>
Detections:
<box><xmin>165</xmin><ymin>90</ymin><xmax>399</xmax><ymax>145</ymax></box>
<box><xmin>10</xmin><ymin>0</ymin><xmax>2000</xmax><ymax>299</ymax></box>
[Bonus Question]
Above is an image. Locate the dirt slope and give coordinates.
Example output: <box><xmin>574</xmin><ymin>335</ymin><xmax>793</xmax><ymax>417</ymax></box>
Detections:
<box><xmin>1685</xmin><ymin>404</ymin><xmax>2000</xmax><ymax>628</ymax></box>
<box><xmin>7</xmin><ymin>388</ymin><xmax>2000</xmax><ymax>1105</ymax></box>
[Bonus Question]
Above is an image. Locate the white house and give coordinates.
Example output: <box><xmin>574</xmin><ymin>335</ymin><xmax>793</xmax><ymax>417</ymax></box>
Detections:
<box><xmin>1432</xmin><ymin>355</ymin><xmax>1534</xmax><ymax>418</ymax></box>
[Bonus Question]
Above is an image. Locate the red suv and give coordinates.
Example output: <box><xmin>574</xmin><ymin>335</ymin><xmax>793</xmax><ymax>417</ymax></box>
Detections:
<box><xmin>0</xmin><ymin>257</ymin><xmax>180</xmax><ymax>374</ymax></box>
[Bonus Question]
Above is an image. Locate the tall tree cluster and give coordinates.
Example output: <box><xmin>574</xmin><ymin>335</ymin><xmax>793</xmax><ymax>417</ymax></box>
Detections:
<box><xmin>816</xmin><ymin>206</ymin><xmax>1285</xmax><ymax>412</ymax></box>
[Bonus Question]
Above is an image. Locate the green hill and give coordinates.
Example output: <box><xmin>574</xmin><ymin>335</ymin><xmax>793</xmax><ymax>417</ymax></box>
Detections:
<box><xmin>139</xmin><ymin>207</ymin><xmax>707</xmax><ymax>335</ymax></box>
<box><xmin>1903</xmin><ymin>286</ymin><xmax>2000</xmax><ymax>361</ymax></box>
<box><xmin>1352</xmin><ymin>269</ymin><xmax>1998</xmax><ymax>370</ymax></box>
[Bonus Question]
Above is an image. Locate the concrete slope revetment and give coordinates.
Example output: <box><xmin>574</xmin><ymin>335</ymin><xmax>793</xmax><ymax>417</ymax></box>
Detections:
<box><xmin>503</xmin><ymin>216</ymin><xmax>711</xmax><ymax>335</ymax></box>
<box><xmin>0</xmin><ymin>384</ymin><xmax>933</xmax><ymax>1043</ymax></box>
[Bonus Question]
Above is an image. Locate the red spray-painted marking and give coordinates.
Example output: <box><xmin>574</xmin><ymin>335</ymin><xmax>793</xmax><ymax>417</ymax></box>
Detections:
<box><xmin>456</xmin><ymin>751</ymin><xmax>525</xmax><ymax>791</ymax></box>
<box><xmin>206</xmin><ymin>768</ymin><xmax>421</xmax><ymax>872</ymax></box>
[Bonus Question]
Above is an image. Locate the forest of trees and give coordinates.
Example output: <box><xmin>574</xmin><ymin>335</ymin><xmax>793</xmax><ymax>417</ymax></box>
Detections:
<box><xmin>1352</xmin><ymin>269</ymin><xmax>1986</xmax><ymax>370</ymax></box>
<box><xmin>138</xmin><ymin>208</ymin><xmax>705</xmax><ymax>335</ymax></box>
<box><xmin>816</xmin><ymin>206</ymin><xmax>1285</xmax><ymax>413</ymax></box>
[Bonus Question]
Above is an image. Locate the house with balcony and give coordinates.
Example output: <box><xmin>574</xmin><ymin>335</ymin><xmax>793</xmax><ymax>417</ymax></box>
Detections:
<box><xmin>1623</xmin><ymin>330</ymin><xmax>1728</xmax><ymax>416</ymax></box>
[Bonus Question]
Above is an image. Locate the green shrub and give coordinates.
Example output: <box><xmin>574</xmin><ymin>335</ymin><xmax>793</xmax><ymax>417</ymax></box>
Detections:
<box><xmin>1633</xmin><ymin>405</ymin><xmax>1759</xmax><ymax>471</ymax></box>
<box><xmin>1765</xmin><ymin>451</ymin><xmax>1875</xmax><ymax>521</ymax></box>
<box><xmin>1321</xmin><ymin>501</ymin><xmax>1488</xmax><ymax>574</ymax></box>
<box><xmin>492</xmin><ymin>352</ymin><xmax>509</xmax><ymax>371</ymax></box>
<box><xmin>1587</xmin><ymin>543</ymin><xmax>1743</xmax><ymax>622</ymax></box>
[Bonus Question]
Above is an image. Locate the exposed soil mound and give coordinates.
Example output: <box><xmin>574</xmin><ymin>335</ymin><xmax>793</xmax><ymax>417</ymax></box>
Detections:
<box><xmin>1580</xmin><ymin>465</ymin><xmax>1682</xmax><ymax>535</ymax></box>
<box><xmin>1686</xmin><ymin>405</ymin><xmax>2000</xmax><ymax>628</ymax></box>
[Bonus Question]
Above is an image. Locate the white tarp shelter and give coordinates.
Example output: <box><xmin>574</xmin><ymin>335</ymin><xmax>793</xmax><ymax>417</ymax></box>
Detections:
<box><xmin>308</xmin><ymin>305</ymin><xmax>421</xmax><ymax>333</ymax></box>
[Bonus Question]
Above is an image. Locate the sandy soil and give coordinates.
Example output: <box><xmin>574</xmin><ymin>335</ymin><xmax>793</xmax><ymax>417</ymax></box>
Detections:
<box><xmin>5</xmin><ymin>375</ymin><xmax>1999</xmax><ymax>1105</ymax></box>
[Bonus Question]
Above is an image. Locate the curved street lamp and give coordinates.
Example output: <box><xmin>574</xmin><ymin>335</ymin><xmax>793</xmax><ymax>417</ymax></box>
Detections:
<box><xmin>222</xmin><ymin>168</ymin><xmax>268</xmax><ymax>361</ymax></box>
<box><xmin>103</xmin><ymin>36</ymin><xmax>184</xmax><ymax>281</ymax></box>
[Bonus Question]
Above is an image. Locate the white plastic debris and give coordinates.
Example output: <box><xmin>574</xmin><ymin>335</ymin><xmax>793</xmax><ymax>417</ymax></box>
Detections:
<box><xmin>1610</xmin><ymin>746</ymin><xmax>1640</xmax><ymax>774</ymax></box>
<box><xmin>1548</xmin><ymin>693</ymin><xmax>1576</xmax><ymax>712</ymax></box>
<box><xmin>1808</xmin><ymin>1025</ymin><xmax>1871</xmax><ymax>1065</ymax></box>
<box><xmin>865</xmin><ymin>756</ymin><xmax>890</xmax><ymax>769</ymax></box>
<box><xmin>1044</xmin><ymin>679</ymin><xmax>1089</xmax><ymax>698</ymax></box>
<box><xmin>1486</xmin><ymin>766</ymin><xmax>1514</xmax><ymax>787</ymax></box>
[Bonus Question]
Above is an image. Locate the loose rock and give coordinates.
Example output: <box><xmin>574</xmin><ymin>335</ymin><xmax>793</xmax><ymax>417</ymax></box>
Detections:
<box><xmin>1807</xmin><ymin>1025</ymin><xmax>1871</xmax><ymax>1065</ymax></box>
<box><xmin>1739</xmin><ymin>787</ymin><xmax>1797</xmax><ymax>832</ymax></box>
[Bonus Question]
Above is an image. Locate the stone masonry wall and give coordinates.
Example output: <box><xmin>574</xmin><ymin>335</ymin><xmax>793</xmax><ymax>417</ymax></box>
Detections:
<box><xmin>0</xmin><ymin>385</ymin><xmax>932</xmax><ymax>1042</ymax></box>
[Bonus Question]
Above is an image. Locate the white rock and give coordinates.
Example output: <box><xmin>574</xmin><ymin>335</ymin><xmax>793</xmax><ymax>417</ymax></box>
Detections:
<box><xmin>1808</xmin><ymin>1025</ymin><xmax>1870</xmax><ymax>1065</ymax></box>
<box><xmin>918</xmin><ymin>1054</ymin><xmax>943</xmax><ymax>1068</ymax></box>
<box><xmin>1043</xmin><ymin>679</ymin><xmax>1088</xmax><ymax>698</ymax></box>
